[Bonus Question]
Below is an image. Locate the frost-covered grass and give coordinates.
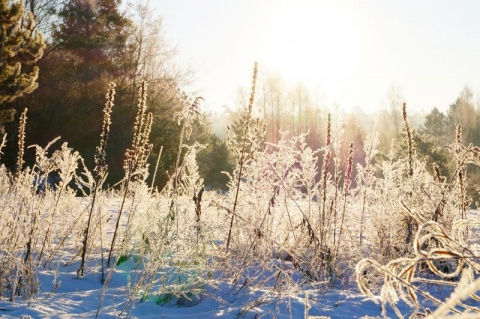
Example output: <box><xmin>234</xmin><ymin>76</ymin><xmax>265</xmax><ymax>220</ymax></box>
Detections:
<box><xmin>1</xmin><ymin>74</ymin><xmax>480</xmax><ymax>318</ymax></box>
<box><xmin>0</xmin><ymin>190</ymin><xmax>477</xmax><ymax>319</ymax></box>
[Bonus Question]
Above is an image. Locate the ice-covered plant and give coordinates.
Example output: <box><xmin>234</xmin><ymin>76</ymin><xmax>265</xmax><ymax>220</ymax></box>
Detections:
<box><xmin>98</xmin><ymin>81</ymin><xmax>154</xmax><ymax>316</ymax></box>
<box><xmin>225</xmin><ymin>62</ymin><xmax>266</xmax><ymax>252</ymax></box>
<box><xmin>108</xmin><ymin>80</ymin><xmax>153</xmax><ymax>268</ymax></box>
<box><xmin>16</xmin><ymin>108</ymin><xmax>27</xmax><ymax>175</ymax></box>
<box><xmin>357</xmin><ymin>131</ymin><xmax>379</xmax><ymax>247</ymax></box>
<box><xmin>162</xmin><ymin>142</ymin><xmax>205</xmax><ymax>197</ymax></box>
<box><xmin>357</xmin><ymin>201</ymin><xmax>480</xmax><ymax>318</ymax></box>
<box><xmin>167</xmin><ymin>94</ymin><xmax>205</xmax><ymax>220</ymax></box>
<box><xmin>0</xmin><ymin>118</ymin><xmax>84</xmax><ymax>300</ymax></box>
<box><xmin>36</xmin><ymin>140</ymin><xmax>80</xmax><ymax>265</ymax></box>
<box><xmin>78</xmin><ymin>82</ymin><xmax>116</xmax><ymax>278</ymax></box>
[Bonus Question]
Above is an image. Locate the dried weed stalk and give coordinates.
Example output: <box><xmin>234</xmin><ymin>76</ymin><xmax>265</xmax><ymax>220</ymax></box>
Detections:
<box><xmin>78</xmin><ymin>82</ymin><xmax>116</xmax><ymax>278</ymax></box>
<box><xmin>107</xmin><ymin>81</ymin><xmax>153</xmax><ymax>268</ymax></box>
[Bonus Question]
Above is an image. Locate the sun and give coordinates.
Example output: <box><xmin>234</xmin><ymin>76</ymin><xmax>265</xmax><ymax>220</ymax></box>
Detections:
<box><xmin>259</xmin><ymin>2</ymin><xmax>360</xmax><ymax>99</ymax></box>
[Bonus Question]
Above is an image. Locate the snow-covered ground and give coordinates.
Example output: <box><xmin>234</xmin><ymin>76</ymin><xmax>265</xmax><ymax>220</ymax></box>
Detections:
<box><xmin>0</xmin><ymin>258</ymin><xmax>385</xmax><ymax>319</ymax></box>
<box><xmin>0</xmin><ymin>249</ymin><xmax>461</xmax><ymax>319</ymax></box>
<box><xmin>0</xmin><ymin>197</ymin><xmax>477</xmax><ymax>318</ymax></box>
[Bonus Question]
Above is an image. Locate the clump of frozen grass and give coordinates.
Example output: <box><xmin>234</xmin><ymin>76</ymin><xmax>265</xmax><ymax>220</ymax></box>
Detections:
<box><xmin>168</xmin><ymin>94</ymin><xmax>205</xmax><ymax>220</ymax></box>
<box><xmin>356</xmin><ymin>201</ymin><xmax>480</xmax><ymax>318</ymax></box>
<box><xmin>113</xmin><ymin>181</ymin><xmax>215</xmax><ymax>317</ymax></box>
<box><xmin>40</xmin><ymin>142</ymin><xmax>84</xmax><ymax>267</ymax></box>
<box><xmin>106</xmin><ymin>90</ymin><xmax>211</xmax><ymax>316</ymax></box>
<box><xmin>218</xmin><ymin>129</ymin><xmax>339</xmax><ymax>294</ymax></box>
<box><xmin>123</xmin><ymin>126</ymin><xmax>210</xmax><ymax>315</ymax></box>
<box><xmin>356</xmin><ymin>115</ymin><xmax>480</xmax><ymax>318</ymax></box>
<box><xmin>95</xmin><ymin>84</ymin><xmax>210</xmax><ymax>317</ymax></box>
<box><xmin>358</xmin><ymin>104</ymin><xmax>457</xmax><ymax>267</ymax></box>
<box><xmin>0</xmin><ymin>110</ymin><xmax>87</xmax><ymax>300</ymax></box>
<box><xmin>215</xmin><ymin>101</ymin><xmax>480</xmax><ymax>315</ymax></box>
<box><xmin>222</xmin><ymin>106</ymin><xmax>359</xmax><ymax>286</ymax></box>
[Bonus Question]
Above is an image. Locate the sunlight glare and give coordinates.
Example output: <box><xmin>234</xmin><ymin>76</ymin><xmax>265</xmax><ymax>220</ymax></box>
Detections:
<box><xmin>259</xmin><ymin>2</ymin><xmax>359</xmax><ymax>102</ymax></box>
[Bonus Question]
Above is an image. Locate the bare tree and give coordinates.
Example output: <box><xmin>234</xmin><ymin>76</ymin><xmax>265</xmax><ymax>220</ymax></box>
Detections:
<box><xmin>127</xmin><ymin>0</ymin><xmax>191</xmax><ymax>103</ymax></box>
<box><xmin>387</xmin><ymin>84</ymin><xmax>404</xmax><ymax>136</ymax></box>
<box><xmin>22</xmin><ymin>0</ymin><xmax>59</xmax><ymax>40</ymax></box>
<box><xmin>259</xmin><ymin>74</ymin><xmax>285</xmax><ymax>144</ymax></box>
<box><xmin>376</xmin><ymin>85</ymin><xmax>405</xmax><ymax>153</ymax></box>
<box><xmin>448</xmin><ymin>86</ymin><xmax>480</xmax><ymax>145</ymax></box>
<box><xmin>287</xmin><ymin>83</ymin><xmax>309</xmax><ymax>136</ymax></box>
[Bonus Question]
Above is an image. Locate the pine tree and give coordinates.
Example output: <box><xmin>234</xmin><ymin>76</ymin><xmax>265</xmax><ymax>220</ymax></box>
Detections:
<box><xmin>53</xmin><ymin>0</ymin><xmax>132</xmax><ymax>81</ymax></box>
<box><xmin>231</xmin><ymin>104</ymin><xmax>250</xmax><ymax>143</ymax></box>
<box><xmin>21</xmin><ymin>0</ymin><xmax>134</xmax><ymax>177</ymax></box>
<box><xmin>0</xmin><ymin>0</ymin><xmax>45</xmax><ymax>105</ymax></box>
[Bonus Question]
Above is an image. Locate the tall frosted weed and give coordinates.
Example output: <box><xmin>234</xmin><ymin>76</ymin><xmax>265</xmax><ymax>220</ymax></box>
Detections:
<box><xmin>78</xmin><ymin>82</ymin><xmax>116</xmax><ymax>278</ymax></box>
<box><xmin>107</xmin><ymin>80</ymin><xmax>153</xmax><ymax>268</ymax></box>
<box><xmin>224</xmin><ymin>62</ymin><xmax>263</xmax><ymax>252</ymax></box>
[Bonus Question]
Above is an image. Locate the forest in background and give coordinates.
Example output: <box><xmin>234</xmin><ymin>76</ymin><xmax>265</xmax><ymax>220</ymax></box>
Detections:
<box><xmin>3</xmin><ymin>0</ymin><xmax>480</xmax><ymax>204</ymax></box>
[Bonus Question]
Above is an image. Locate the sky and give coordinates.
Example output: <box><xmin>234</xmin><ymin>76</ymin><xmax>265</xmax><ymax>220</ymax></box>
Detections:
<box><xmin>149</xmin><ymin>0</ymin><xmax>480</xmax><ymax>114</ymax></box>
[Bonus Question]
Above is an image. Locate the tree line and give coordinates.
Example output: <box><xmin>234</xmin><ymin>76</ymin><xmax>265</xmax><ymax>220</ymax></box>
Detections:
<box><xmin>0</xmin><ymin>0</ymin><xmax>231</xmax><ymax>191</ymax></box>
<box><xmin>230</xmin><ymin>76</ymin><xmax>480</xmax><ymax>202</ymax></box>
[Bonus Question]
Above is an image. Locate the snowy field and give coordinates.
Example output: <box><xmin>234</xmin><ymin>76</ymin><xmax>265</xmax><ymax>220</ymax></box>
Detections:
<box><xmin>0</xmin><ymin>195</ymin><xmax>476</xmax><ymax>319</ymax></box>
<box><xmin>0</xmin><ymin>194</ymin><xmax>384</xmax><ymax>319</ymax></box>
<box><xmin>0</xmin><ymin>257</ymin><xmax>390</xmax><ymax>319</ymax></box>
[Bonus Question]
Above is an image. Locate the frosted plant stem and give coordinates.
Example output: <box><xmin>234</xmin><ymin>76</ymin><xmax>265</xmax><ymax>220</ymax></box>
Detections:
<box><xmin>107</xmin><ymin>178</ymin><xmax>130</xmax><ymax>268</ymax></box>
<box><xmin>226</xmin><ymin>159</ymin><xmax>245</xmax><ymax>252</ymax></box>
<box><xmin>150</xmin><ymin>145</ymin><xmax>163</xmax><ymax>191</ymax></box>
<box><xmin>77</xmin><ymin>187</ymin><xmax>99</xmax><ymax>277</ymax></box>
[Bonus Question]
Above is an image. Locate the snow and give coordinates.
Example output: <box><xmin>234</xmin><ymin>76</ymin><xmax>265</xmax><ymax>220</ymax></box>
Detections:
<box><xmin>0</xmin><ymin>259</ymin><xmax>384</xmax><ymax>319</ymax></box>
<box><xmin>0</xmin><ymin>232</ymin><xmax>385</xmax><ymax>319</ymax></box>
